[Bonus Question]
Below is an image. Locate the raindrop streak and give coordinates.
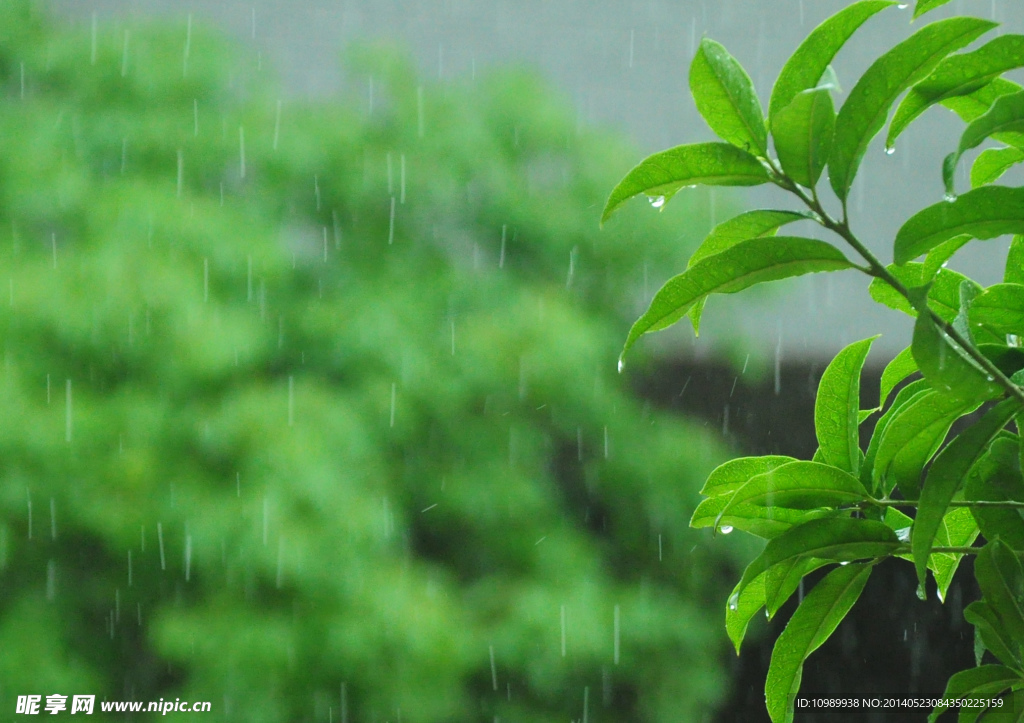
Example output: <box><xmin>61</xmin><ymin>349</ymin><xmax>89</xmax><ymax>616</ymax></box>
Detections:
<box><xmin>489</xmin><ymin>645</ymin><xmax>498</xmax><ymax>691</ymax></box>
<box><xmin>583</xmin><ymin>687</ymin><xmax>590</xmax><ymax>723</ymax></box>
<box><xmin>603</xmin><ymin>426</ymin><xmax>609</xmax><ymax>459</ymax></box>
<box><xmin>566</xmin><ymin>246</ymin><xmax>577</xmax><ymax>288</ymax></box>
<box><xmin>183</xmin><ymin>13</ymin><xmax>192</xmax><ymax>76</ymax></box>
<box><xmin>64</xmin><ymin>379</ymin><xmax>72</xmax><ymax>443</ymax></box>
<box><xmin>400</xmin><ymin>154</ymin><xmax>407</xmax><ymax>203</ymax></box>
<box><xmin>46</xmin><ymin>560</ymin><xmax>56</xmax><ymax>601</ymax></box>
<box><xmin>157</xmin><ymin>522</ymin><xmax>166</xmax><ymax>571</ymax></box>
<box><xmin>49</xmin><ymin>498</ymin><xmax>56</xmax><ymax>540</ymax></box>
<box><xmin>127</xmin><ymin>550</ymin><xmax>132</xmax><ymax>587</ymax></box>
<box><xmin>90</xmin><ymin>12</ymin><xmax>98</xmax><ymax>64</ymax></box>
<box><xmin>613</xmin><ymin>605</ymin><xmax>621</xmax><ymax>664</ymax></box>
<box><xmin>560</xmin><ymin>604</ymin><xmax>567</xmax><ymax>657</ymax></box>
<box><xmin>239</xmin><ymin>126</ymin><xmax>246</xmax><ymax>179</ymax></box>
<box><xmin>288</xmin><ymin>376</ymin><xmax>295</xmax><ymax>427</ymax></box>
<box><xmin>273</xmin><ymin>99</ymin><xmax>282</xmax><ymax>151</ymax></box>
<box><xmin>389</xmin><ymin>382</ymin><xmax>396</xmax><ymax>428</ymax></box>
<box><xmin>388</xmin><ymin>196</ymin><xmax>396</xmax><ymax>245</ymax></box>
<box><xmin>499</xmin><ymin>224</ymin><xmax>507</xmax><ymax>268</ymax></box>
<box><xmin>658</xmin><ymin>534</ymin><xmax>663</xmax><ymax>561</ymax></box>
<box><xmin>184</xmin><ymin>533</ymin><xmax>192</xmax><ymax>582</ymax></box>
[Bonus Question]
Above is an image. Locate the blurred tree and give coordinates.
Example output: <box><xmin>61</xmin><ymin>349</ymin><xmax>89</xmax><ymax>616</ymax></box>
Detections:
<box><xmin>0</xmin><ymin>2</ymin><xmax>752</xmax><ymax>720</ymax></box>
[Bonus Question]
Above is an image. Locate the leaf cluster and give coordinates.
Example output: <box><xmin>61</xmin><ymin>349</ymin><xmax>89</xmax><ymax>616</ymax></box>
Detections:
<box><xmin>604</xmin><ymin>2</ymin><xmax>1024</xmax><ymax>721</ymax></box>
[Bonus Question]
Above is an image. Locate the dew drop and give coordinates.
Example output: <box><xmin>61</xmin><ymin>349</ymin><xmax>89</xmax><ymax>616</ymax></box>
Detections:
<box><xmin>839</xmin><ymin>560</ymin><xmax>850</xmax><ymax>566</ymax></box>
<box><xmin>896</xmin><ymin>527</ymin><xmax>911</xmax><ymax>542</ymax></box>
<box><xmin>719</xmin><ymin>525</ymin><xmax>734</xmax><ymax>535</ymax></box>
<box><xmin>916</xmin><ymin>583</ymin><xmax>927</xmax><ymax>601</ymax></box>
<box><xmin>648</xmin><ymin>195</ymin><xmax>666</xmax><ymax>208</ymax></box>
<box><xmin>728</xmin><ymin>592</ymin><xmax>739</xmax><ymax>611</ymax></box>
<box><xmin>944</xmin><ymin>192</ymin><xmax>958</xmax><ymax>202</ymax></box>
<box><xmin>897</xmin><ymin>2</ymin><xmax>909</xmax><ymax>8</ymax></box>
<box><xmin>884</xmin><ymin>145</ymin><xmax>895</xmax><ymax>156</ymax></box>
<box><xmin>617</xmin><ymin>358</ymin><xmax>625</xmax><ymax>374</ymax></box>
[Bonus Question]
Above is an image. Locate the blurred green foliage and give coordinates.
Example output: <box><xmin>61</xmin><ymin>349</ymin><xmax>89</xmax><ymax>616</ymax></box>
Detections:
<box><xmin>0</xmin><ymin>2</ymin><xmax>752</xmax><ymax>720</ymax></box>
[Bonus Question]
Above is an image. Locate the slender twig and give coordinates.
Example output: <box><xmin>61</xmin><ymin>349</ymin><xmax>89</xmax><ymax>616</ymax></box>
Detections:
<box><xmin>765</xmin><ymin>160</ymin><xmax>1024</xmax><ymax>406</ymax></box>
<box><xmin>873</xmin><ymin>499</ymin><xmax>1024</xmax><ymax>510</ymax></box>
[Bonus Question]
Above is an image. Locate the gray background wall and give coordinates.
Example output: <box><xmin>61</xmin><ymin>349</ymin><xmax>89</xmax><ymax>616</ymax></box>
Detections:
<box><xmin>47</xmin><ymin>0</ymin><xmax>1022</xmax><ymax>358</ymax></box>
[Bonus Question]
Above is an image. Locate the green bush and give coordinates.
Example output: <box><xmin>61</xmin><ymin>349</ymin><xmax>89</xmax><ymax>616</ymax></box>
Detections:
<box><xmin>0</xmin><ymin>3</ymin><xmax>748</xmax><ymax>720</ymax></box>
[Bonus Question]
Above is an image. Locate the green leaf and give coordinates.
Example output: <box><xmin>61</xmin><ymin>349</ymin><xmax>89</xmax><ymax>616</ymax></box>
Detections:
<box><xmin>871</xmin><ymin>387</ymin><xmax>981</xmax><ymax>498</ymax></box>
<box><xmin>928</xmin><ymin>666</ymin><xmax>1022</xmax><ymax>723</ymax></box>
<box><xmin>768</xmin><ymin>1</ymin><xmax>895</xmax><ymax>119</ymax></box>
<box><xmin>686</xmin><ymin>210</ymin><xmax>810</xmax><ymax>334</ymax></box>
<box><xmin>691</xmin><ymin>496</ymin><xmax>827</xmax><ymax>540</ymax></box>
<box><xmin>621</xmin><ymin>237</ymin><xmax>853</xmax><ymax>360</ymax></box>
<box><xmin>895</xmin><ymin>187</ymin><xmax>1024</xmax><ymax>265</ymax></box>
<box><xmin>765</xmin><ymin>563</ymin><xmax>873</xmax><ymax>723</ymax></box>
<box><xmin>974</xmin><ymin>689</ymin><xmax>1024</xmax><ymax>722</ymax></box>
<box><xmin>601</xmin><ymin>142</ymin><xmax>770</xmax><ymax>225</ymax></box>
<box><xmin>913</xmin><ymin>0</ymin><xmax>953</xmax><ymax>18</ymax></box>
<box><xmin>965</xmin><ymin>600</ymin><xmax>1022</xmax><ymax>669</ymax></box>
<box><xmin>1008</xmin><ymin>236</ymin><xmax>1024</xmax><ymax>284</ymax></box>
<box><xmin>981</xmin><ymin>345</ymin><xmax>1024</xmax><ymax>379</ymax></box>
<box><xmin>815</xmin><ymin>337</ymin><xmax>878</xmax><ymax>475</ymax></box>
<box><xmin>912</xmin><ymin>312</ymin><xmax>1004</xmax><ymax>400</ymax></box>
<box><xmin>726</xmin><ymin>556</ymin><xmax>831</xmax><ymax>655</ymax></box>
<box><xmin>930</xmin><ymin>506</ymin><xmax>980</xmax><ymax>602</ymax></box>
<box><xmin>924</xmin><ymin>234</ymin><xmax>973</xmax><ymax>281</ymax></box>
<box><xmin>699</xmin><ymin>455</ymin><xmax>799</xmax><ymax>497</ymax></box>
<box><xmin>971</xmin><ymin>284</ymin><xmax>1024</xmax><ymax>338</ymax></box>
<box><xmin>736</xmin><ymin>518</ymin><xmax>898</xmax><ymax>600</ymax></box>
<box><xmin>975</xmin><ymin>540</ymin><xmax>1024</xmax><ymax>664</ymax></box>
<box><xmin>771</xmin><ymin>88</ymin><xmax>835</xmax><ymax>188</ymax></box>
<box><xmin>945</xmin><ymin>90</ymin><xmax>1024</xmax><ymax>194</ymax></box>
<box><xmin>954</xmin><ymin>278</ymin><xmax>983</xmax><ymax>344</ymax></box>
<box><xmin>974</xmin><ymin>147</ymin><xmax>1024</xmax><ymax>188</ymax></box>
<box><xmin>913</xmin><ymin>400</ymin><xmax>1021</xmax><ymax>592</ymax></box>
<box><xmin>868</xmin><ymin>263</ymin><xmax>972</xmax><ymax>320</ymax></box>
<box><xmin>691</xmin><ymin>38</ymin><xmax>768</xmax><ymax>156</ymax></box>
<box><xmin>726</xmin><ymin>575</ymin><xmax>766</xmax><ymax>655</ymax></box>
<box><xmin>717</xmin><ymin>462</ymin><xmax>871</xmax><ymax>527</ymax></box>
<box><xmin>945</xmin><ymin>78</ymin><xmax>1024</xmax><ymax>129</ymax></box>
<box><xmin>966</xmin><ymin>436</ymin><xmax>1024</xmax><ymax>551</ymax></box>
<box><xmin>764</xmin><ymin>556</ymin><xmax>833</xmax><ymax>617</ymax></box>
<box><xmin>889</xmin><ymin>35</ymin><xmax>1024</xmax><ymax>148</ymax></box>
<box><xmin>880</xmin><ymin>346</ymin><xmax>919</xmax><ymax>409</ymax></box>
<box><xmin>829</xmin><ymin>16</ymin><xmax>996</xmax><ymax>201</ymax></box>
<box><xmin>862</xmin><ymin>378</ymin><xmax>931</xmax><ymax>494</ymax></box>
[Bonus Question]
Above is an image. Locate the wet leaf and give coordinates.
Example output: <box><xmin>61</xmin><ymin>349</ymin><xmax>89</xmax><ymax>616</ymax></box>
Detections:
<box><xmin>1008</xmin><ymin>236</ymin><xmax>1024</xmax><ymax>284</ymax></box>
<box><xmin>928</xmin><ymin>665</ymin><xmax>1022</xmax><ymax>723</ymax></box>
<box><xmin>699</xmin><ymin>455</ymin><xmax>798</xmax><ymax>497</ymax></box>
<box><xmin>973</xmin><ymin>147</ymin><xmax>1024</xmax><ymax>188</ymax></box>
<box><xmin>930</xmin><ymin>507</ymin><xmax>979</xmax><ymax>601</ymax></box>
<box><xmin>691</xmin><ymin>496</ymin><xmax>826</xmax><ymax>540</ymax></box>
<box><xmin>814</xmin><ymin>337</ymin><xmax>878</xmax><ymax>475</ymax></box>
<box><xmin>771</xmin><ymin>88</ymin><xmax>835</xmax><ymax>188</ymax></box>
<box><xmin>686</xmin><ymin>210</ymin><xmax>810</xmax><ymax>333</ymax></box>
<box><xmin>736</xmin><ymin>518</ymin><xmax>898</xmax><ymax>600</ymax></box>
<box><xmin>862</xmin><ymin>378</ymin><xmax>931</xmax><ymax>494</ymax></box>
<box><xmin>879</xmin><ymin>346</ymin><xmax>919</xmax><ymax>409</ymax></box>
<box><xmin>913</xmin><ymin>0</ymin><xmax>953</xmax><ymax>17</ymax></box>
<box><xmin>894</xmin><ymin>186</ymin><xmax>1024</xmax><ymax>265</ymax></box>
<box><xmin>871</xmin><ymin>386</ymin><xmax>981</xmax><ymax>498</ymax></box>
<box><xmin>974</xmin><ymin>540</ymin><xmax>1024</xmax><ymax>662</ymax></box>
<box><xmin>829</xmin><ymin>16</ymin><xmax>995</xmax><ymax>200</ymax></box>
<box><xmin>965</xmin><ymin>436</ymin><xmax>1024</xmax><ymax>551</ymax></box>
<box><xmin>691</xmin><ymin>38</ymin><xmax>768</xmax><ymax>156</ymax></box>
<box><xmin>765</xmin><ymin>563</ymin><xmax>873</xmax><ymax>723</ymax></box>
<box><xmin>868</xmin><ymin>263</ymin><xmax>971</xmax><ymax>320</ymax></box>
<box><xmin>944</xmin><ymin>90</ymin><xmax>1024</xmax><ymax>194</ymax></box>
<box><xmin>889</xmin><ymin>34</ymin><xmax>1024</xmax><ymax>147</ymax></box>
<box><xmin>965</xmin><ymin>600</ymin><xmax>1022</xmax><ymax>669</ymax></box>
<box><xmin>912</xmin><ymin>312</ymin><xmax>1004</xmax><ymax>401</ymax></box>
<box><xmin>913</xmin><ymin>401</ymin><xmax>1021</xmax><ymax>591</ymax></box>
<box><xmin>601</xmin><ymin>142</ymin><xmax>770</xmax><ymax>224</ymax></box>
<box><xmin>923</xmin><ymin>234</ymin><xmax>973</xmax><ymax>281</ymax></box>
<box><xmin>769</xmin><ymin>0</ymin><xmax>895</xmax><ymax>118</ymax></box>
<box><xmin>971</xmin><ymin>283</ymin><xmax>1024</xmax><ymax>338</ymax></box>
<box><xmin>621</xmin><ymin>237</ymin><xmax>853</xmax><ymax>360</ymax></box>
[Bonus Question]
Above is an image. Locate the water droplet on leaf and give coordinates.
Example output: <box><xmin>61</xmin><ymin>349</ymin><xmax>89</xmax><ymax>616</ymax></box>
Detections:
<box><xmin>728</xmin><ymin>592</ymin><xmax>739</xmax><ymax>611</ymax></box>
<box><xmin>719</xmin><ymin>525</ymin><xmax>733</xmax><ymax>535</ymax></box>
<box><xmin>648</xmin><ymin>195</ymin><xmax>666</xmax><ymax>208</ymax></box>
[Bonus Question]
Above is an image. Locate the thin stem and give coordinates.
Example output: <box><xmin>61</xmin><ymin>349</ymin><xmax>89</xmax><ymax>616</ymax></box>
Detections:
<box><xmin>768</xmin><ymin>162</ymin><xmax>1024</xmax><ymax>405</ymax></box>
<box><xmin>874</xmin><ymin>499</ymin><xmax>1024</xmax><ymax>510</ymax></box>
